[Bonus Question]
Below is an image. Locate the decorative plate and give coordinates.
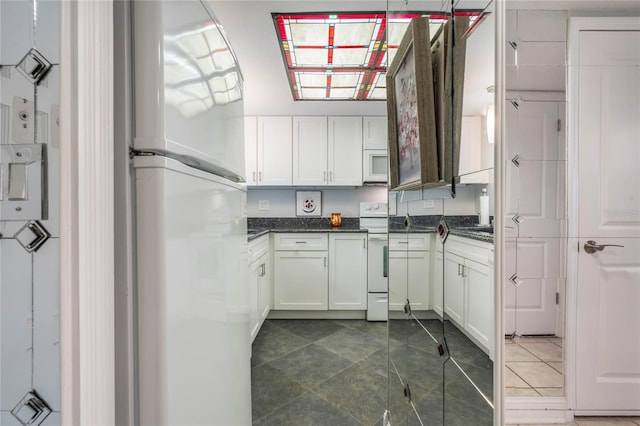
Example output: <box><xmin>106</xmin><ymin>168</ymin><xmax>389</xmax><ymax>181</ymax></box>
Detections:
<box><xmin>296</xmin><ymin>191</ymin><xmax>322</xmax><ymax>217</ymax></box>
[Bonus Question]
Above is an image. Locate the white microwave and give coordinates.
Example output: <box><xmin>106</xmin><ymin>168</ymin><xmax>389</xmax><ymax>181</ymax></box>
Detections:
<box><xmin>363</xmin><ymin>149</ymin><xmax>388</xmax><ymax>183</ymax></box>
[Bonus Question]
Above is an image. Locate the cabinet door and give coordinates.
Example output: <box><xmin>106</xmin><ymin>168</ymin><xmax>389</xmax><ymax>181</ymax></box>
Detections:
<box><xmin>388</xmin><ymin>251</ymin><xmax>408</xmax><ymax>311</ymax></box>
<box><xmin>293</xmin><ymin>116</ymin><xmax>328</xmax><ymax>185</ymax></box>
<box><xmin>389</xmin><ymin>251</ymin><xmax>430</xmax><ymax>311</ymax></box>
<box><xmin>464</xmin><ymin>258</ymin><xmax>493</xmax><ymax>353</ymax></box>
<box><xmin>249</xmin><ymin>262</ymin><xmax>260</xmax><ymax>342</ymax></box>
<box><xmin>244</xmin><ymin>116</ymin><xmax>258</xmax><ymax>185</ymax></box>
<box><xmin>274</xmin><ymin>251</ymin><xmax>328</xmax><ymax>310</ymax></box>
<box><xmin>444</xmin><ymin>252</ymin><xmax>465</xmax><ymax>326</ymax></box>
<box><xmin>363</xmin><ymin>116</ymin><xmax>387</xmax><ymax>150</ymax></box>
<box><xmin>406</xmin><ymin>250</ymin><xmax>430</xmax><ymax>311</ymax></box>
<box><xmin>433</xmin><ymin>250</ymin><xmax>444</xmax><ymax>317</ymax></box>
<box><xmin>257</xmin><ymin>116</ymin><xmax>292</xmax><ymax>185</ymax></box>
<box><xmin>329</xmin><ymin>234</ymin><xmax>367</xmax><ymax>310</ymax></box>
<box><xmin>327</xmin><ymin>117</ymin><xmax>362</xmax><ymax>185</ymax></box>
<box><xmin>258</xmin><ymin>256</ymin><xmax>271</xmax><ymax>321</ymax></box>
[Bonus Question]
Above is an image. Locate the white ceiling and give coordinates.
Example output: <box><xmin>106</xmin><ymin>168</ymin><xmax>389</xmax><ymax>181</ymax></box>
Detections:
<box><xmin>207</xmin><ymin>0</ymin><xmax>639</xmax><ymax>117</ymax></box>
<box><xmin>208</xmin><ymin>0</ymin><xmax>495</xmax><ymax>116</ymax></box>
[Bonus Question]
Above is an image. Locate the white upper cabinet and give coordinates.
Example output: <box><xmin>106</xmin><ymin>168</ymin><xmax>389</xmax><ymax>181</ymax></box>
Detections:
<box><xmin>292</xmin><ymin>116</ymin><xmax>363</xmax><ymax>186</ymax></box>
<box><xmin>362</xmin><ymin>116</ymin><xmax>388</xmax><ymax>150</ymax></box>
<box><xmin>245</xmin><ymin>116</ymin><xmax>292</xmax><ymax>186</ymax></box>
<box><xmin>327</xmin><ymin>117</ymin><xmax>363</xmax><ymax>186</ymax></box>
<box><xmin>244</xmin><ymin>117</ymin><xmax>258</xmax><ymax>184</ymax></box>
<box><xmin>292</xmin><ymin>117</ymin><xmax>328</xmax><ymax>186</ymax></box>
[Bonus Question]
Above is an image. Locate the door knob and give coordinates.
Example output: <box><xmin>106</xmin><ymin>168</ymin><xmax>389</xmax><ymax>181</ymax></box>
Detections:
<box><xmin>584</xmin><ymin>240</ymin><xmax>624</xmax><ymax>254</ymax></box>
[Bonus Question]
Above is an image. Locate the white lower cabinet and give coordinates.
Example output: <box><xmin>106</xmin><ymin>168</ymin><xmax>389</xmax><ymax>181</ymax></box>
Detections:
<box><xmin>329</xmin><ymin>233</ymin><xmax>367</xmax><ymax>310</ymax></box>
<box><xmin>464</xmin><ymin>258</ymin><xmax>492</xmax><ymax>351</ymax></box>
<box><xmin>444</xmin><ymin>252</ymin><xmax>466</xmax><ymax>325</ymax></box>
<box><xmin>273</xmin><ymin>234</ymin><xmax>329</xmax><ymax>310</ymax></box>
<box><xmin>443</xmin><ymin>235</ymin><xmax>494</xmax><ymax>355</ymax></box>
<box><xmin>248</xmin><ymin>235</ymin><xmax>271</xmax><ymax>342</ymax></box>
<box><xmin>272</xmin><ymin>233</ymin><xmax>368</xmax><ymax>312</ymax></box>
<box><xmin>388</xmin><ymin>234</ymin><xmax>430</xmax><ymax>311</ymax></box>
<box><xmin>433</xmin><ymin>242</ymin><xmax>444</xmax><ymax>317</ymax></box>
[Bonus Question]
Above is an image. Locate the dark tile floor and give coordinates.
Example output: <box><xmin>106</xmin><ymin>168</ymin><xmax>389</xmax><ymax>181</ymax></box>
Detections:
<box><xmin>251</xmin><ymin>318</ymin><xmax>493</xmax><ymax>426</ymax></box>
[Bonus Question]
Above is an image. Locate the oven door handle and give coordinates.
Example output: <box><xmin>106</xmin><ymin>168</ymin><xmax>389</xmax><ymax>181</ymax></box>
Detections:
<box><xmin>383</xmin><ymin>245</ymin><xmax>389</xmax><ymax>278</ymax></box>
<box><xmin>368</xmin><ymin>234</ymin><xmax>388</xmax><ymax>241</ymax></box>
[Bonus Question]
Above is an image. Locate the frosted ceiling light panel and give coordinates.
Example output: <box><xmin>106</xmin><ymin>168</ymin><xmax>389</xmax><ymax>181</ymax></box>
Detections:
<box><xmin>300</xmin><ymin>88</ymin><xmax>326</xmax><ymax>99</ymax></box>
<box><xmin>293</xmin><ymin>48</ymin><xmax>327</xmax><ymax>66</ymax></box>
<box><xmin>273</xmin><ymin>11</ymin><xmax>485</xmax><ymax>100</ymax></box>
<box><xmin>330</xmin><ymin>88</ymin><xmax>357</xmax><ymax>99</ymax></box>
<box><xmin>331</xmin><ymin>73</ymin><xmax>360</xmax><ymax>86</ymax></box>
<box><xmin>298</xmin><ymin>72</ymin><xmax>327</xmax><ymax>87</ymax></box>
<box><xmin>333</xmin><ymin>48</ymin><xmax>368</xmax><ymax>66</ymax></box>
<box><xmin>333</xmin><ymin>22</ymin><xmax>376</xmax><ymax>45</ymax></box>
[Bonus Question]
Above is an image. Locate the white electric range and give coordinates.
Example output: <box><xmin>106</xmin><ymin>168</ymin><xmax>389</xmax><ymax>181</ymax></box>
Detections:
<box><xmin>359</xmin><ymin>202</ymin><xmax>388</xmax><ymax>321</ymax></box>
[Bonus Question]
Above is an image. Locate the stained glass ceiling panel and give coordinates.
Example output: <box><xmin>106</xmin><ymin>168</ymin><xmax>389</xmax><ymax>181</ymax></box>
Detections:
<box><xmin>273</xmin><ymin>10</ymin><xmax>486</xmax><ymax>101</ymax></box>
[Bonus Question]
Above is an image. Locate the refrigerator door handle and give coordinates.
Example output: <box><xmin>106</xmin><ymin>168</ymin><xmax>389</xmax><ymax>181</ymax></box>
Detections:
<box><xmin>132</xmin><ymin>149</ymin><xmax>246</xmax><ymax>183</ymax></box>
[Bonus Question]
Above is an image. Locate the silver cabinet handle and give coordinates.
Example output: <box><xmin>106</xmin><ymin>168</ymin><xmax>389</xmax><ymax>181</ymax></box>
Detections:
<box><xmin>252</xmin><ymin>171</ymin><xmax>256</xmax><ymax>182</ymax></box>
<box><xmin>329</xmin><ymin>171</ymin><xmax>333</xmax><ymax>181</ymax></box>
<box><xmin>295</xmin><ymin>241</ymin><xmax>307</xmax><ymax>244</ymax></box>
<box><xmin>259</xmin><ymin>171</ymin><xmax>262</xmax><ymax>182</ymax></box>
<box><xmin>324</xmin><ymin>257</ymin><xmax>327</xmax><ymax>267</ymax></box>
<box><xmin>584</xmin><ymin>240</ymin><xmax>624</xmax><ymax>254</ymax></box>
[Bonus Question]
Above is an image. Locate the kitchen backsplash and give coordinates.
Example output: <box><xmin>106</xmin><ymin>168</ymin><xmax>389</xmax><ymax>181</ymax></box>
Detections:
<box><xmin>246</xmin><ymin>184</ymin><xmax>489</xmax><ymax>218</ymax></box>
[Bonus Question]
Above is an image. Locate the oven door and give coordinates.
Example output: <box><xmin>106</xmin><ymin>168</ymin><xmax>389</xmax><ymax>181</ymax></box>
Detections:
<box><xmin>367</xmin><ymin>233</ymin><xmax>388</xmax><ymax>292</ymax></box>
<box><xmin>363</xmin><ymin>149</ymin><xmax>388</xmax><ymax>183</ymax></box>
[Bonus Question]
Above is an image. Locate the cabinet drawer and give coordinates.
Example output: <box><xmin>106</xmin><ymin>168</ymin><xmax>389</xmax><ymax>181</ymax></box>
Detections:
<box><xmin>274</xmin><ymin>233</ymin><xmax>328</xmax><ymax>251</ymax></box>
<box><xmin>248</xmin><ymin>234</ymin><xmax>269</xmax><ymax>264</ymax></box>
<box><xmin>388</xmin><ymin>234</ymin><xmax>431</xmax><ymax>251</ymax></box>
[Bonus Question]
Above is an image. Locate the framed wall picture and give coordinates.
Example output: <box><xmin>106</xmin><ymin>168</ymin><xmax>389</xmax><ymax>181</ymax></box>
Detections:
<box><xmin>387</xmin><ymin>17</ymin><xmax>439</xmax><ymax>191</ymax></box>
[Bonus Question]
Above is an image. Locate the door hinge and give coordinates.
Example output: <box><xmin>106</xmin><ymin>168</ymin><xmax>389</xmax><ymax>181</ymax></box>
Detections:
<box><xmin>556</xmin><ymin>292</ymin><xmax>560</xmax><ymax>305</ymax></box>
<box><xmin>403</xmin><ymin>299</ymin><xmax>412</xmax><ymax>318</ymax></box>
<box><xmin>557</xmin><ymin>119</ymin><xmax>561</xmax><ymax>132</ymax></box>
<box><xmin>403</xmin><ymin>383</ymin><xmax>412</xmax><ymax>403</ymax></box>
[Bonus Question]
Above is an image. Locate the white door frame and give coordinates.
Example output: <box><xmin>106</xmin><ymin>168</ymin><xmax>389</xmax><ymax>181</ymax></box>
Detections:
<box><xmin>566</xmin><ymin>16</ymin><xmax>640</xmax><ymax>415</ymax></box>
<box><xmin>60</xmin><ymin>1</ymin><xmax>115</xmax><ymax>424</ymax></box>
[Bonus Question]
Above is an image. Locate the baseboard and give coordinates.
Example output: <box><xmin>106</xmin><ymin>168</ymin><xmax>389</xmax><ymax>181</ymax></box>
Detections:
<box><xmin>505</xmin><ymin>397</ymin><xmax>573</xmax><ymax>424</ymax></box>
<box><xmin>267</xmin><ymin>310</ymin><xmax>366</xmax><ymax>320</ymax></box>
<box><xmin>573</xmin><ymin>410</ymin><xmax>640</xmax><ymax>417</ymax></box>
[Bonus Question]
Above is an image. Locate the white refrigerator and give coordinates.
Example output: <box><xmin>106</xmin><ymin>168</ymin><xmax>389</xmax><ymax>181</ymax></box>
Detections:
<box><xmin>132</xmin><ymin>1</ymin><xmax>251</xmax><ymax>424</ymax></box>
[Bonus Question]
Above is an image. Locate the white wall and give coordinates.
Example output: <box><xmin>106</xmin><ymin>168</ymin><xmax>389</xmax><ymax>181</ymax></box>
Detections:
<box><xmin>247</xmin><ymin>184</ymin><xmax>486</xmax><ymax>218</ymax></box>
<box><xmin>0</xmin><ymin>0</ymin><xmax>61</xmax><ymax>420</ymax></box>
<box><xmin>247</xmin><ymin>186</ymin><xmax>387</xmax><ymax>217</ymax></box>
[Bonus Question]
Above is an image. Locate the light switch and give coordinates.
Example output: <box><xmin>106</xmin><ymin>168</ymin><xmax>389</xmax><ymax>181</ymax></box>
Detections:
<box><xmin>8</xmin><ymin>163</ymin><xmax>28</xmax><ymax>200</ymax></box>
<box><xmin>423</xmin><ymin>199</ymin><xmax>434</xmax><ymax>208</ymax></box>
<box><xmin>258</xmin><ymin>200</ymin><xmax>269</xmax><ymax>211</ymax></box>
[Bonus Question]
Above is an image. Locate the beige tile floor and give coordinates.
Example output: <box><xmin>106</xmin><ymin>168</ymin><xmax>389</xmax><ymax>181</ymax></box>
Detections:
<box><xmin>505</xmin><ymin>336</ymin><xmax>564</xmax><ymax>397</ymax></box>
<box><xmin>507</xmin><ymin>338</ymin><xmax>640</xmax><ymax>425</ymax></box>
<box><xmin>515</xmin><ymin>417</ymin><xmax>640</xmax><ymax>425</ymax></box>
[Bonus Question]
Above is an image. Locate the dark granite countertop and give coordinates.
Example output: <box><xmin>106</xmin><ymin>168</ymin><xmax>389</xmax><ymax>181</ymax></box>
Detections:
<box><xmin>450</xmin><ymin>229</ymin><xmax>494</xmax><ymax>243</ymax></box>
<box><xmin>247</xmin><ymin>216</ymin><xmax>493</xmax><ymax>243</ymax></box>
<box><xmin>247</xmin><ymin>229</ymin><xmax>269</xmax><ymax>242</ymax></box>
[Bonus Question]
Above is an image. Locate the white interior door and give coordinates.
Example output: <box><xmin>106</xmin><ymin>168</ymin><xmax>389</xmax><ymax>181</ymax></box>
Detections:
<box><xmin>574</xmin><ymin>23</ymin><xmax>640</xmax><ymax>413</ymax></box>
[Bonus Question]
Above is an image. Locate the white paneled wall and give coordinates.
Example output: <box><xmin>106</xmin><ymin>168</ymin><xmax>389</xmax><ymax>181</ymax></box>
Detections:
<box><xmin>0</xmin><ymin>0</ymin><xmax>61</xmax><ymax>423</ymax></box>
